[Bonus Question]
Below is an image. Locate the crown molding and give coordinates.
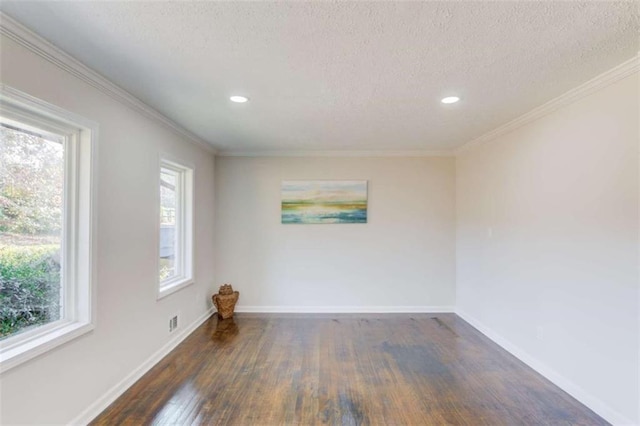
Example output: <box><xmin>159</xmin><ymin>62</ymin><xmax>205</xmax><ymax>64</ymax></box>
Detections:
<box><xmin>217</xmin><ymin>149</ymin><xmax>454</xmax><ymax>158</ymax></box>
<box><xmin>0</xmin><ymin>12</ymin><xmax>216</xmax><ymax>154</ymax></box>
<box><xmin>3</xmin><ymin>10</ymin><xmax>635</xmax><ymax>159</ymax></box>
<box><xmin>455</xmin><ymin>54</ymin><xmax>640</xmax><ymax>155</ymax></box>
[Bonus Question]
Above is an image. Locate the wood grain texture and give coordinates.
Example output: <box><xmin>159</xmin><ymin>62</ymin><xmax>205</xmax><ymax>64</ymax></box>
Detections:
<box><xmin>91</xmin><ymin>314</ymin><xmax>607</xmax><ymax>425</ymax></box>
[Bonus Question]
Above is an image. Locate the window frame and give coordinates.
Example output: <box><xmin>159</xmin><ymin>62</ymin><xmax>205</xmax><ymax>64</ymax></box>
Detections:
<box><xmin>157</xmin><ymin>156</ymin><xmax>194</xmax><ymax>299</ymax></box>
<box><xmin>0</xmin><ymin>85</ymin><xmax>97</xmax><ymax>374</ymax></box>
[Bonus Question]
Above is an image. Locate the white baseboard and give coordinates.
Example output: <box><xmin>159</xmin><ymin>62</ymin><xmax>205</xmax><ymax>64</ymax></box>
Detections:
<box><xmin>456</xmin><ymin>309</ymin><xmax>636</xmax><ymax>426</ymax></box>
<box><xmin>68</xmin><ymin>307</ymin><xmax>215</xmax><ymax>426</ymax></box>
<box><xmin>235</xmin><ymin>305</ymin><xmax>454</xmax><ymax>313</ymax></box>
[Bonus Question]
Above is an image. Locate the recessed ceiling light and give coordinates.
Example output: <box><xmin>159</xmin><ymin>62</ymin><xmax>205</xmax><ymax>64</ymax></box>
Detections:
<box><xmin>230</xmin><ymin>95</ymin><xmax>249</xmax><ymax>103</ymax></box>
<box><xmin>441</xmin><ymin>96</ymin><xmax>460</xmax><ymax>104</ymax></box>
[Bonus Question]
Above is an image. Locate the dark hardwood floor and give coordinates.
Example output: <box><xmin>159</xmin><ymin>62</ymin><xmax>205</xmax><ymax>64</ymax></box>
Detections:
<box><xmin>92</xmin><ymin>313</ymin><xmax>607</xmax><ymax>425</ymax></box>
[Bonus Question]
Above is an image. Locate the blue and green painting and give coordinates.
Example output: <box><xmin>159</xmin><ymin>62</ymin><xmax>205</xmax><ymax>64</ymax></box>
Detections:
<box><xmin>281</xmin><ymin>180</ymin><xmax>368</xmax><ymax>224</ymax></box>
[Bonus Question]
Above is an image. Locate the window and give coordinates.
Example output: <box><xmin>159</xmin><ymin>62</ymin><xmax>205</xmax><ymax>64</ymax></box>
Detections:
<box><xmin>0</xmin><ymin>86</ymin><xmax>96</xmax><ymax>373</ymax></box>
<box><xmin>158</xmin><ymin>159</ymin><xmax>193</xmax><ymax>298</ymax></box>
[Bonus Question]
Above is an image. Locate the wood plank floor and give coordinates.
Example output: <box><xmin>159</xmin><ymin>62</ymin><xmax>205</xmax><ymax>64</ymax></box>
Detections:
<box><xmin>92</xmin><ymin>314</ymin><xmax>607</xmax><ymax>425</ymax></box>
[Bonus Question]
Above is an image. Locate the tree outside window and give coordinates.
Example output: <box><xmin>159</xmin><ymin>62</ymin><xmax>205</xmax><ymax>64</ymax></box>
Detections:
<box><xmin>0</xmin><ymin>125</ymin><xmax>64</xmax><ymax>338</ymax></box>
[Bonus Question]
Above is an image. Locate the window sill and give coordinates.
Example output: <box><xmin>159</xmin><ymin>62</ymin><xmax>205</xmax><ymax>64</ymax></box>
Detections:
<box><xmin>0</xmin><ymin>320</ymin><xmax>94</xmax><ymax>374</ymax></box>
<box><xmin>158</xmin><ymin>277</ymin><xmax>194</xmax><ymax>300</ymax></box>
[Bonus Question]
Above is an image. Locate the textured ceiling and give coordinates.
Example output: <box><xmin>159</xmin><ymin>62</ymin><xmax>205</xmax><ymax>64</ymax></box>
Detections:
<box><xmin>1</xmin><ymin>1</ymin><xmax>638</xmax><ymax>152</ymax></box>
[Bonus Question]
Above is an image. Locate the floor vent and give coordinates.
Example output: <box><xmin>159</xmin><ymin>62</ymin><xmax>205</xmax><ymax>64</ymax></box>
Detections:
<box><xmin>169</xmin><ymin>315</ymin><xmax>178</xmax><ymax>333</ymax></box>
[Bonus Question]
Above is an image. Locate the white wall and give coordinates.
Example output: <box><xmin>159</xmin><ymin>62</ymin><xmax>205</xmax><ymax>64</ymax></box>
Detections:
<box><xmin>0</xmin><ymin>34</ymin><xmax>216</xmax><ymax>424</ymax></box>
<box><xmin>214</xmin><ymin>156</ymin><xmax>456</xmax><ymax>311</ymax></box>
<box><xmin>456</xmin><ymin>72</ymin><xmax>639</xmax><ymax>424</ymax></box>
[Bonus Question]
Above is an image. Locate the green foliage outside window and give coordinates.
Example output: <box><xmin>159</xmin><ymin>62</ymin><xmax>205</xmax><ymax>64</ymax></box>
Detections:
<box><xmin>0</xmin><ymin>127</ymin><xmax>63</xmax><ymax>235</ymax></box>
<box><xmin>0</xmin><ymin>245</ymin><xmax>61</xmax><ymax>338</ymax></box>
<box><xmin>1</xmin><ymin>125</ymin><xmax>64</xmax><ymax>338</ymax></box>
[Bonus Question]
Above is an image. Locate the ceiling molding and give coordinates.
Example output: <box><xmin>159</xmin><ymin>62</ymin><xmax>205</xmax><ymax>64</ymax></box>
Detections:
<box><xmin>217</xmin><ymin>150</ymin><xmax>454</xmax><ymax>158</ymax></box>
<box><xmin>2</xmin><ymin>10</ymin><xmax>636</xmax><ymax>159</ymax></box>
<box><xmin>0</xmin><ymin>12</ymin><xmax>216</xmax><ymax>154</ymax></box>
<box><xmin>455</xmin><ymin>54</ymin><xmax>640</xmax><ymax>156</ymax></box>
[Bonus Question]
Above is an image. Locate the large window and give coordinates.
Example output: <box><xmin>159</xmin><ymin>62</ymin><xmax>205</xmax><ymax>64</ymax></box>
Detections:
<box><xmin>0</xmin><ymin>87</ymin><xmax>96</xmax><ymax>373</ymax></box>
<box><xmin>0</xmin><ymin>120</ymin><xmax>64</xmax><ymax>339</ymax></box>
<box><xmin>158</xmin><ymin>159</ymin><xmax>193</xmax><ymax>298</ymax></box>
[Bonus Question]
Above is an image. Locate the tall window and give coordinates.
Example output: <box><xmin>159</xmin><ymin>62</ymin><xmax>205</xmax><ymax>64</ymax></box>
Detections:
<box><xmin>0</xmin><ymin>87</ymin><xmax>96</xmax><ymax>373</ymax></box>
<box><xmin>158</xmin><ymin>159</ymin><xmax>193</xmax><ymax>298</ymax></box>
<box><xmin>0</xmin><ymin>122</ymin><xmax>64</xmax><ymax>339</ymax></box>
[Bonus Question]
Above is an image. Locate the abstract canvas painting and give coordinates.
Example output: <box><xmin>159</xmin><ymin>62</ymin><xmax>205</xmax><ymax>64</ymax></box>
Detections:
<box><xmin>281</xmin><ymin>180</ymin><xmax>368</xmax><ymax>224</ymax></box>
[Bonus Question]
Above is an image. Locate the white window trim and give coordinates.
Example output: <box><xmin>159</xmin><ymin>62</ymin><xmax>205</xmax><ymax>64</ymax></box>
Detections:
<box><xmin>0</xmin><ymin>85</ymin><xmax>98</xmax><ymax>374</ymax></box>
<box><xmin>157</xmin><ymin>156</ymin><xmax>194</xmax><ymax>300</ymax></box>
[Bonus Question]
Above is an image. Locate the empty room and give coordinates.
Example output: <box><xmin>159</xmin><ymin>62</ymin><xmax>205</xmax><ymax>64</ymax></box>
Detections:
<box><xmin>0</xmin><ymin>1</ymin><xmax>638</xmax><ymax>425</ymax></box>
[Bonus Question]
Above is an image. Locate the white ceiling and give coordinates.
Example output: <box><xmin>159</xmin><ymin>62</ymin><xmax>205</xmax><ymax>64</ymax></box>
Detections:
<box><xmin>1</xmin><ymin>1</ymin><xmax>638</xmax><ymax>153</ymax></box>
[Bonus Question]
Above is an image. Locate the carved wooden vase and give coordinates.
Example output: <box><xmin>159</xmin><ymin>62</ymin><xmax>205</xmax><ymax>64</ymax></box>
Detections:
<box><xmin>212</xmin><ymin>284</ymin><xmax>239</xmax><ymax>319</ymax></box>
